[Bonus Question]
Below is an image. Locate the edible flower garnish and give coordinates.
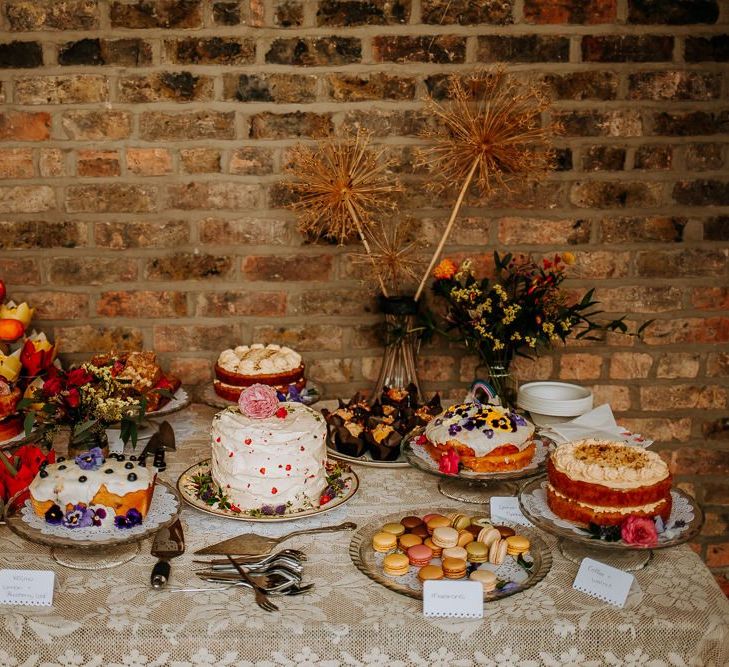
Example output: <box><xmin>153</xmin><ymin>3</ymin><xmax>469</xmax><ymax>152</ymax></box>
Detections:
<box><xmin>74</xmin><ymin>447</ymin><xmax>105</xmax><ymax>471</ymax></box>
<box><xmin>438</xmin><ymin>448</ymin><xmax>460</xmax><ymax>475</ymax></box>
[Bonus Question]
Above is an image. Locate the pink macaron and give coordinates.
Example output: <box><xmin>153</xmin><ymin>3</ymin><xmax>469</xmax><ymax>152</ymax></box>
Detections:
<box><xmin>407</xmin><ymin>543</ymin><xmax>434</xmax><ymax>567</ymax></box>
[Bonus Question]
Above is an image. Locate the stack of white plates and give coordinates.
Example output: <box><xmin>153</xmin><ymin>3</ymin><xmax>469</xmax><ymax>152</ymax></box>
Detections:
<box><xmin>517</xmin><ymin>382</ymin><xmax>593</xmax><ymax>423</ymax></box>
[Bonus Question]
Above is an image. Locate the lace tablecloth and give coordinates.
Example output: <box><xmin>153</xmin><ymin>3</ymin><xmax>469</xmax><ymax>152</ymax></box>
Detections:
<box><xmin>1</xmin><ymin>404</ymin><xmax>728</xmax><ymax>667</ymax></box>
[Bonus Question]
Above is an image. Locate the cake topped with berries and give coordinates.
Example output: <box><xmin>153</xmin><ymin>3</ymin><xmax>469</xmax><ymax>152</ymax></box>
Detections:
<box><xmin>210</xmin><ymin>384</ymin><xmax>327</xmax><ymax>512</ymax></box>
<box><xmin>28</xmin><ymin>448</ymin><xmax>156</xmax><ymax>529</ymax></box>
<box><xmin>423</xmin><ymin>402</ymin><xmax>536</xmax><ymax>472</ymax></box>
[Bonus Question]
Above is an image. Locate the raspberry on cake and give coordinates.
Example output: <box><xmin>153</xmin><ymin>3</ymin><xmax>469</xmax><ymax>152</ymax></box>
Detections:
<box><xmin>546</xmin><ymin>439</ymin><xmax>673</xmax><ymax>527</ymax></box>
<box><xmin>214</xmin><ymin>344</ymin><xmax>305</xmax><ymax>401</ymax></box>
<box><xmin>424</xmin><ymin>402</ymin><xmax>536</xmax><ymax>472</ymax></box>
<box><xmin>28</xmin><ymin>447</ymin><xmax>156</xmax><ymax>528</ymax></box>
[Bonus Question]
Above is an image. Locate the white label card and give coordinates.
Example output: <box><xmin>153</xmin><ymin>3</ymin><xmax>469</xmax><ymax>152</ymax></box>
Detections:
<box><xmin>490</xmin><ymin>496</ymin><xmax>531</xmax><ymax>527</ymax></box>
<box><xmin>0</xmin><ymin>569</ymin><xmax>55</xmax><ymax>607</ymax></box>
<box><xmin>423</xmin><ymin>580</ymin><xmax>483</xmax><ymax>618</ymax></box>
<box><xmin>573</xmin><ymin>558</ymin><xmax>634</xmax><ymax>608</ymax></box>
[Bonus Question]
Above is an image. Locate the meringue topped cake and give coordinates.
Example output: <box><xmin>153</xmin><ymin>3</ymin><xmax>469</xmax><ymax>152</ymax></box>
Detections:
<box><xmin>546</xmin><ymin>439</ymin><xmax>672</xmax><ymax>526</ymax></box>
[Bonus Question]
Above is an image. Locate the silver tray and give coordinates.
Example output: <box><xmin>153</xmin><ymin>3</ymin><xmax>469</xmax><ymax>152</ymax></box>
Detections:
<box><xmin>326</xmin><ymin>445</ymin><xmax>409</xmax><ymax>468</ymax></box>
<box><xmin>403</xmin><ymin>426</ymin><xmax>554</xmax><ymax>484</ymax></box>
<box><xmin>177</xmin><ymin>458</ymin><xmax>359</xmax><ymax>522</ymax></box>
<box><xmin>349</xmin><ymin>507</ymin><xmax>552</xmax><ymax>601</ymax></box>
<box><xmin>518</xmin><ymin>476</ymin><xmax>704</xmax><ymax>551</ymax></box>
<box><xmin>3</xmin><ymin>480</ymin><xmax>181</xmax><ymax>552</ymax></box>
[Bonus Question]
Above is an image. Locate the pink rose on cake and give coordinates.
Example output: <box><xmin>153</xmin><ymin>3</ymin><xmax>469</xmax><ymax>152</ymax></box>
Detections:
<box><xmin>238</xmin><ymin>384</ymin><xmax>280</xmax><ymax>419</ymax></box>
<box><xmin>621</xmin><ymin>515</ymin><xmax>658</xmax><ymax>547</ymax></box>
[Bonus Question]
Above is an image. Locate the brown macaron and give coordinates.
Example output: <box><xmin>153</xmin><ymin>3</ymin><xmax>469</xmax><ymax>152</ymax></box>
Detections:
<box><xmin>441</xmin><ymin>557</ymin><xmax>467</xmax><ymax>579</ymax></box>
<box><xmin>495</xmin><ymin>525</ymin><xmax>516</xmax><ymax>538</ymax></box>
<box><xmin>401</xmin><ymin>515</ymin><xmax>424</xmax><ymax>531</ymax></box>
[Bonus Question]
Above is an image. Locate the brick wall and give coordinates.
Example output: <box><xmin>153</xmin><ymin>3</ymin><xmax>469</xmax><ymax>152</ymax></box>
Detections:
<box><xmin>0</xmin><ymin>0</ymin><xmax>727</xmax><ymax>581</ymax></box>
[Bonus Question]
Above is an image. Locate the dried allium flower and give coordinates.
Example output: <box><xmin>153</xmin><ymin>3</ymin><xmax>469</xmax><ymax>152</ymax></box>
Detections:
<box><xmin>284</xmin><ymin>127</ymin><xmax>400</xmax><ymax>246</ymax></box>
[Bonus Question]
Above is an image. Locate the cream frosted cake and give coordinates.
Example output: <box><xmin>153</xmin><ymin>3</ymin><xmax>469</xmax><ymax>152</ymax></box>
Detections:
<box><xmin>28</xmin><ymin>448</ymin><xmax>155</xmax><ymax>529</ymax></box>
<box><xmin>423</xmin><ymin>402</ymin><xmax>536</xmax><ymax>472</ymax></box>
<box><xmin>546</xmin><ymin>439</ymin><xmax>673</xmax><ymax>526</ymax></box>
<box><xmin>210</xmin><ymin>386</ymin><xmax>327</xmax><ymax>511</ymax></box>
<box><xmin>214</xmin><ymin>343</ymin><xmax>306</xmax><ymax>401</ymax></box>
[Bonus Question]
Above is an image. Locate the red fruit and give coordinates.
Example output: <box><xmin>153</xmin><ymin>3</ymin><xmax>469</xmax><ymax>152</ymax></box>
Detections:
<box><xmin>259</xmin><ymin>467</ymin><xmax>266</xmax><ymax>475</ymax></box>
<box><xmin>244</xmin><ymin>438</ymin><xmax>252</xmax><ymax>445</ymax></box>
<box><xmin>0</xmin><ymin>318</ymin><xmax>24</xmax><ymax>342</ymax></box>
<box><xmin>271</xmin><ymin>487</ymin><xmax>278</xmax><ymax>495</ymax></box>
<box><xmin>319</xmin><ymin>495</ymin><xmax>332</xmax><ymax>506</ymax></box>
<box><xmin>275</xmin><ymin>407</ymin><xmax>287</xmax><ymax>419</ymax></box>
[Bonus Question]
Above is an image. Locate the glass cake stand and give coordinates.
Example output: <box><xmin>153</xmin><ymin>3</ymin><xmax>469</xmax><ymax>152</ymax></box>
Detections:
<box><xmin>402</xmin><ymin>426</ymin><xmax>553</xmax><ymax>504</ymax></box>
<box><xmin>518</xmin><ymin>476</ymin><xmax>705</xmax><ymax>571</ymax></box>
<box><xmin>3</xmin><ymin>481</ymin><xmax>182</xmax><ymax>570</ymax></box>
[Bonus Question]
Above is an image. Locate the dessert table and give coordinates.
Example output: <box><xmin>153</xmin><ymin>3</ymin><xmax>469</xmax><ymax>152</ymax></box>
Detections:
<box><xmin>1</xmin><ymin>404</ymin><xmax>728</xmax><ymax>667</ymax></box>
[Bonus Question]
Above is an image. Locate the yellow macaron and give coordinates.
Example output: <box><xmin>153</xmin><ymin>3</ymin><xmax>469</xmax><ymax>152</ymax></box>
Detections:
<box><xmin>383</xmin><ymin>553</ymin><xmax>410</xmax><ymax>577</ymax></box>
<box><xmin>382</xmin><ymin>522</ymin><xmax>406</xmax><ymax>537</ymax></box>
<box><xmin>399</xmin><ymin>533</ymin><xmax>423</xmax><ymax>550</ymax></box>
<box><xmin>470</xmin><ymin>569</ymin><xmax>497</xmax><ymax>592</ymax></box>
<box><xmin>457</xmin><ymin>530</ymin><xmax>475</xmax><ymax>547</ymax></box>
<box><xmin>506</xmin><ymin>535</ymin><xmax>530</xmax><ymax>556</ymax></box>
<box><xmin>418</xmin><ymin>564</ymin><xmax>444</xmax><ymax>582</ymax></box>
<box><xmin>372</xmin><ymin>531</ymin><xmax>397</xmax><ymax>553</ymax></box>
<box><xmin>432</xmin><ymin>526</ymin><xmax>459</xmax><ymax>548</ymax></box>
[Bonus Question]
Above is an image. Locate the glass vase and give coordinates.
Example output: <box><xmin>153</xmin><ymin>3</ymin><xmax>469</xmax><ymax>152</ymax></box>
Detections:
<box><xmin>372</xmin><ymin>295</ymin><xmax>422</xmax><ymax>403</ymax></box>
<box><xmin>473</xmin><ymin>361</ymin><xmax>517</xmax><ymax>408</ymax></box>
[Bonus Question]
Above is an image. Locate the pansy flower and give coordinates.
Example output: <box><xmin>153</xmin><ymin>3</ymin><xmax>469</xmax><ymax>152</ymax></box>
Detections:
<box><xmin>114</xmin><ymin>508</ymin><xmax>143</xmax><ymax>529</ymax></box>
<box><xmin>91</xmin><ymin>508</ymin><xmax>107</xmax><ymax>527</ymax></box>
<box><xmin>63</xmin><ymin>504</ymin><xmax>93</xmax><ymax>529</ymax></box>
<box><xmin>74</xmin><ymin>447</ymin><xmax>105</xmax><ymax>471</ymax></box>
<box><xmin>44</xmin><ymin>504</ymin><xmax>64</xmax><ymax>525</ymax></box>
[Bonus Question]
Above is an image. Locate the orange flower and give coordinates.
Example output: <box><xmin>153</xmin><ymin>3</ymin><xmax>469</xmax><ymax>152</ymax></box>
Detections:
<box><xmin>434</xmin><ymin>259</ymin><xmax>458</xmax><ymax>280</ymax></box>
<box><xmin>562</xmin><ymin>251</ymin><xmax>576</xmax><ymax>265</ymax></box>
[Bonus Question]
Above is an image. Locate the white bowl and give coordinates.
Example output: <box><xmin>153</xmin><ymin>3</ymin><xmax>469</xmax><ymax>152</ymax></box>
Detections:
<box><xmin>517</xmin><ymin>381</ymin><xmax>593</xmax><ymax>417</ymax></box>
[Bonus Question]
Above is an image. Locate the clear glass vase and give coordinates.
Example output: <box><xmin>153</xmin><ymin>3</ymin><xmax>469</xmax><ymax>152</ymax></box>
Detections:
<box><xmin>474</xmin><ymin>361</ymin><xmax>517</xmax><ymax>408</ymax></box>
<box><xmin>372</xmin><ymin>295</ymin><xmax>422</xmax><ymax>403</ymax></box>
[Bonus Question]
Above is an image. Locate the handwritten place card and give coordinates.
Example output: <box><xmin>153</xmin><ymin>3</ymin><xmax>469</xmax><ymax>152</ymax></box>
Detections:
<box><xmin>573</xmin><ymin>558</ymin><xmax>635</xmax><ymax>608</ymax></box>
<box><xmin>423</xmin><ymin>580</ymin><xmax>483</xmax><ymax>618</ymax></box>
<box><xmin>0</xmin><ymin>569</ymin><xmax>55</xmax><ymax>607</ymax></box>
<box><xmin>490</xmin><ymin>496</ymin><xmax>531</xmax><ymax>527</ymax></box>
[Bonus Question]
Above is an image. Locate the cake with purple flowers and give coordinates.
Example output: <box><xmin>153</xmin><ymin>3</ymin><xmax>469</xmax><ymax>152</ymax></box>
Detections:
<box><xmin>423</xmin><ymin>403</ymin><xmax>536</xmax><ymax>472</ymax></box>
<box><xmin>28</xmin><ymin>447</ymin><xmax>156</xmax><ymax>529</ymax></box>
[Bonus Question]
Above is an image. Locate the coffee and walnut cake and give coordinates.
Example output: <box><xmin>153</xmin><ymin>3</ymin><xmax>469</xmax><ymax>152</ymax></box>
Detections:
<box><xmin>546</xmin><ymin>439</ymin><xmax>672</xmax><ymax>527</ymax></box>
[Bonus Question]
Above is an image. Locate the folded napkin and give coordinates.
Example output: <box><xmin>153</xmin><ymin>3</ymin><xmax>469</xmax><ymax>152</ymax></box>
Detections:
<box><xmin>537</xmin><ymin>404</ymin><xmax>653</xmax><ymax>448</ymax></box>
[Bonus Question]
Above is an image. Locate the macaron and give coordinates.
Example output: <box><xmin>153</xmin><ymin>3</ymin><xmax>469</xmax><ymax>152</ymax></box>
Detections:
<box><xmin>441</xmin><ymin>546</ymin><xmax>468</xmax><ymax>561</ymax></box>
<box><xmin>488</xmin><ymin>538</ymin><xmax>508</xmax><ymax>565</ymax></box>
<box><xmin>457</xmin><ymin>531</ymin><xmax>475</xmax><ymax>547</ymax></box>
<box><xmin>401</xmin><ymin>515</ymin><xmax>424</xmax><ymax>531</ymax></box>
<box><xmin>449</xmin><ymin>513</ymin><xmax>472</xmax><ymax>531</ymax></box>
<box><xmin>477</xmin><ymin>527</ymin><xmax>501</xmax><ymax>547</ymax></box>
<box><xmin>470</xmin><ymin>569</ymin><xmax>497</xmax><ymax>592</ymax></box>
<box><xmin>411</xmin><ymin>524</ymin><xmax>429</xmax><ymax>539</ymax></box>
<box><xmin>465</xmin><ymin>541</ymin><xmax>489</xmax><ymax>563</ymax></box>
<box><xmin>408</xmin><ymin>543</ymin><xmax>433</xmax><ymax>567</ymax></box>
<box><xmin>418</xmin><ymin>564</ymin><xmax>444</xmax><ymax>582</ymax></box>
<box><xmin>383</xmin><ymin>553</ymin><xmax>410</xmax><ymax>577</ymax></box>
<box><xmin>431</xmin><ymin>526</ymin><xmax>459</xmax><ymax>548</ymax></box>
<box><xmin>382</xmin><ymin>522</ymin><xmax>406</xmax><ymax>537</ymax></box>
<box><xmin>442</xmin><ymin>557</ymin><xmax>467</xmax><ymax>579</ymax></box>
<box><xmin>423</xmin><ymin>513</ymin><xmax>445</xmax><ymax>524</ymax></box>
<box><xmin>506</xmin><ymin>535</ymin><xmax>530</xmax><ymax>557</ymax></box>
<box><xmin>399</xmin><ymin>533</ymin><xmax>423</xmax><ymax>550</ymax></box>
<box><xmin>372</xmin><ymin>531</ymin><xmax>397</xmax><ymax>553</ymax></box>
<box><xmin>424</xmin><ymin>537</ymin><xmax>442</xmax><ymax>558</ymax></box>
<box><xmin>471</xmin><ymin>517</ymin><xmax>493</xmax><ymax>529</ymax></box>
<box><xmin>426</xmin><ymin>516</ymin><xmax>451</xmax><ymax>534</ymax></box>
<box><xmin>495</xmin><ymin>525</ymin><xmax>516</xmax><ymax>538</ymax></box>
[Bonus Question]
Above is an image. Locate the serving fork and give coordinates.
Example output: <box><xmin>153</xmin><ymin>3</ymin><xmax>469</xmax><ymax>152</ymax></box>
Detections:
<box><xmin>226</xmin><ymin>554</ymin><xmax>278</xmax><ymax>612</ymax></box>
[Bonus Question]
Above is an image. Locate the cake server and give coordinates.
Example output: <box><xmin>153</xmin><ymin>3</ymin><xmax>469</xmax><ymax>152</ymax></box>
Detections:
<box><xmin>150</xmin><ymin>519</ymin><xmax>185</xmax><ymax>589</ymax></box>
<box><xmin>195</xmin><ymin>521</ymin><xmax>357</xmax><ymax>556</ymax></box>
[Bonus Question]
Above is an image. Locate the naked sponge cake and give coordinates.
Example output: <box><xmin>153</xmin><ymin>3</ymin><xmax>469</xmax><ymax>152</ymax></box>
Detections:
<box><xmin>546</xmin><ymin>439</ymin><xmax>672</xmax><ymax>527</ymax></box>
<box><xmin>214</xmin><ymin>344</ymin><xmax>305</xmax><ymax>401</ymax></box>
<box><xmin>424</xmin><ymin>402</ymin><xmax>536</xmax><ymax>472</ymax></box>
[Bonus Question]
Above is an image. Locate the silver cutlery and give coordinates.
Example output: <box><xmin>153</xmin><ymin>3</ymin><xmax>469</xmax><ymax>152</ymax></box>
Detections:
<box><xmin>227</xmin><ymin>554</ymin><xmax>278</xmax><ymax>612</ymax></box>
<box><xmin>150</xmin><ymin>519</ymin><xmax>185</xmax><ymax>589</ymax></box>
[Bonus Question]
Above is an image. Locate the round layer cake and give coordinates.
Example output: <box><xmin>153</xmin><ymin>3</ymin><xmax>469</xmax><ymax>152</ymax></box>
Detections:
<box><xmin>211</xmin><ymin>402</ymin><xmax>327</xmax><ymax>511</ymax></box>
<box><xmin>214</xmin><ymin>344</ymin><xmax>305</xmax><ymax>401</ymax></box>
<box><xmin>29</xmin><ymin>452</ymin><xmax>156</xmax><ymax>524</ymax></box>
<box><xmin>424</xmin><ymin>402</ymin><xmax>536</xmax><ymax>472</ymax></box>
<box><xmin>546</xmin><ymin>439</ymin><xmax>672</xmax><ymax>526</ymax></box>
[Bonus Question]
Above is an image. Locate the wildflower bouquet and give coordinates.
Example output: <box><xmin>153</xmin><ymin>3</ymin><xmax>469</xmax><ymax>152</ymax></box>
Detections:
<box><xmin>433</xmin><ymin>252</ymin><xmax>634</xmax><ymax>399</ymax></box>
<box><xmin>21</xmin><ymin>364</ymin><xmax>147</xmax><ymax>450</ymax></box>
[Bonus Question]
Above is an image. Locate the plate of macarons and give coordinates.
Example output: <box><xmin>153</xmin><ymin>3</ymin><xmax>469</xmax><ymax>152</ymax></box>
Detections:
<box><xmin>349</xmin><ymin>508</ymin><xmax>552</xmax><ymax>601</ymax></box>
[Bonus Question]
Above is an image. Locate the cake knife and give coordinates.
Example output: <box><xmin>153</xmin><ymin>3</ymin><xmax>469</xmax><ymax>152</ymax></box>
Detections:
<box><xmin>150</xmin><ymin>519</ymin><xmax>185</xmax><ymax>589</ymax></box>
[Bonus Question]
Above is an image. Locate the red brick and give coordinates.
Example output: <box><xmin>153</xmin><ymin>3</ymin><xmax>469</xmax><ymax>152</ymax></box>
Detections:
<box><xmin>497</xmin><ymin>218</ymin><xmax>590</xmax><ymax>245</ymax></box>
<box><xmin>0</xmin><ymin>112</ymin><xmax>50</xmax><ymax>141</ymax></box>
<box><xmin>242</xmin><ymin>255</ymin><xmax>333</xmax><ymax>281</ymax></box>
<box><xmin>707</xmin><ymin>544</ymin><xmax>729</xmax><ymax>567</ymax></box>
<box><xmin>619</xmin><ymin>417</ymin><xmax>692</xmax><ymax>442</ymax></box>
<box><xmin>54</xmin><ymin>325</ymin><xmax>143</xmax><ymax>354</ymax></box>
<box><xmin>140</xmin><ymin>111</ymin><xmax>235</xmax><ymax>141</ymax></box>
<box><xmin>637</xmin><ymin>249</ymin><xmax>727</xmax><ymax>278</ymax></box>
<box><xmin>420</xmin><ymin>216</ymin><xmax>490</xmax><ymax>246</ymax></box>
<box><xmin>110</xmin><ymin>1</ymin><xmax>203</xmax><ymax>29</ymax></box>
<box><xmin>524</xmin><ymin>0</ymin><xmax>616</xmax><ymax>23</ymax></box>
<box><xmin>570</xmin><ymin>182</ymin><xmax>662</xmax><ymax>208</ymax></box>
<box><xmin>266</xmin><ymin>37</ymin><xmax>361</xmax><ymax>66</ymax></box>
<box><xmin>702</xmin><ymin>513</ymin><xmax>729</xmax><ymax>536</ymax></box>
<box><xmin>39</xmin><ymin>149</ymin><xmax>66</xmax><ymax>177</ymax></box>
<box><xmin>641</xmin><ymin>385</ymin><xmax>727</xmax><ymax>411</ymax></box>
<box><xmin>559</xmin><ymin>353</ymin><xmax>603</xmax><ymax>380</ymax></box>
<box><xmin>98</xmin><ymin>291</ymin><xmax>187</xmax><ymax>318</ymax></box>
<box><xmin>65</xmin><ymin>184</ymin><xmax>157</xmax><ymax>213</ymax></box>
<box><xmin>13</xmin><ymin>291</ymin><xmax>88</xmax><ymax>320</ymax></box>
<box><xmin>62</xmin><ymin>111</ymin><xmax>131</xmax><ymax>140</ymax></box>
<box><xmin>685</xmin><ymin>144</ymin><xmax>723</xmax><ymax>171</ymax></box>
<box><xmin>0</xmin><ymin>186</ymin><xmax>55</xmax><ymax>213</ymax></box>
<box><xmin>656</xmin><ymin>353</ymin><xmax>700</xmax><ymax>379</ymax></box>
<box><xmin>554</xmin><ymin>110</ymin><xmax>642</xmax><ymax>137</ymax></box>
<box><xmin>707</xmin><ymin>352</ymin><xmax>729</xmax><ymax>377</ymax></box>
<box><xmin>327</xmin><ymin>73</ymin><xmax>415</xmax><ymax>101</ymax></box>
<box><xmin>251</xmin><ymin>324</ymin><xmax>343</xmax><ymax>351</ymax></box>
<box><xmin>374</xmin><ymin>35</ymin><xmax>466</xmax><ymax>63</ymax></box>
<box><xmin>229</xmin><ymin>148</ymin><xmax>274</xmax><ymax>175</ymax></box>
<box><xmin>119</xmin><ymin>72</ymin><xmax>214</xmax><ymax>103</ymax></box>
<box><xmin>154</xmin><ymin>324</ymin><xmax>237</xmax><ymax>353</ymax></box>
<box><xmin>341</xmin><ymin>109</ymin><xmax>430</xmax><ymax>138</ymax></box>
<box><xmin>167</xmin><ymin>183</ymin><xmax>261</xmax><ymax>210</ymax></box>
<box><xmin>95</xmin><ymin>221</ymin><xmax>189</xmax><ymax>250</ymax></box>
<box><xmin>509</xmin><ymin>356</ymin><xmax>554</xmax><ymax>383</ymax></box>
<box><xmin>0</xmin><ymin>258</ymin><xmax>40</xmax><ymax>285</ymax></box>
<box><xmin>318</xmin><ymin>0</ymin><xmax>410</xmax><ymax>25</ymax></box>
<box><xmin>674</xmin><ymin>180</ymin><xmax>729</xmax><ymax>206</ymax></box>
<box><xmin>250</xmin><ymin>112</ymin><xmax>333</xmax><ymax>139</ymax></box>
<box><xmin>595</xmin><ymin>286</ymin><xmax>682</xmax><ymax>313</ymax></box>
<box><xmin>591</xmin><ymin>384</ymin><xmax>631</xmax><ymax>411</ymax></box>
<box><xmin>609</xmin><ymin>352</ymin><xmax>652</xmax><ymax>379</ymax></box>
<box><xmin>703</xmin><ymin>418</ymin><xmax>729</xmax><ymax>441</ymax></box>
<box><xmin>164</xmin><ymin>37</ymin><xmax>255</xmax><ymax>64</ymax></box>
<box><xmin>714</xmin><ymin>574</ymin><xmax>729</xmax><ymax>597</ymax></box>
<box><xmin>224</xmin><ymin>73</ymin><xmax>317</xmax><ymax>104</ymax></box>
<box><xmin>692</xmin><ymin>287</ymin><xmax>729</xmax><ymax>310</ymax></box>
<box><xmin>180</xmin><ymin>148</ymin><xmax>221</xmax><ymax>174</ymax></box>
<box><xmin>14</xmin><ymin>74</ymin><xmax>108</xmax><ymax>104</ymax></box>
<box><xmin>643</xmin><ymin>318</ymin><xmax>729</xmax><ymax>344</ymax></box>
<box><xmin>570</xmin><ymin>251</ymin><xmax>630</xmax><ymax>278</ymax></box>
<box><xmin>294</xmin><ymin>289</ymin><xmax>376</xmax><ymax>316</ymax></box>
<box><xmin>628</xmin><ymin>0</ymin><xmax>719</xmax><ymax>25</ymax></box>
<box><xmin>543</xmin><ymin>71</ymin><xmax>618</xmax><ymax>101</ymax></box>
<box><xmin>6</xmin><ymin>1</ymin><xmax>100</xmax><ymax>31</ymax></box>
<box><xmin>477</xmin><ymin>35</ymin><xmax>569</xmax><ymax>62</ymax></box>
<box><xmin>147</xmin><ymin>253</ymin><xmax>233</xmax><ymax>281</ymax></box>
<box><xmin>76</xmin><ymin>149</ymin><xmax>120</xmax><ymax>177</ymax></box>
<box><xmin>126</xmin><ymin>148</ymin><xmax>172</xmax><ymax>176</ymax></box>
<box><xmin>634</xmin><ymin>144</ymin><xmax>673</xmax><ymax>170</ymax></box>
<box><xmin>167</xmin><ymin>358</ymin><xmax>211</xmax><ymax>384</ymax></box>
<box><xmin>704</xmin><ymin>482</ymin><xmax>729</xmax><ymax>504</ymax></box>
<box><xmin>308</xmin><ymin>358</ymin><xmax>353</xmax><ymax>383</ymax></box>
<box><xmin>195</xmin><ymin>291</ymin><xmax>287</xmax><ymax>317</ymax></box>
<box><xmin>628</xmin><ymin>71</ymin><xmax>721</xmax><ymax>101</ymax></box>
<box><xmin>58</xmin><ymin>38</ymin><xmax>153</xmax><ymax>66</ymax></box>
<box><xmin>599</xmin><ymin>216</ymin><xmax>686</xmax><ymax>243</ymax></box>
<box><xmin>0</xmin><ymin>221</ymin><xmax>86</xmax><ymax>249</ymax></box>
<box><xmin>0</xmin><ymin>149</ymin><xmax>34</xmax><ymax>179</ymax></box>
<box><xmin>582</xmin><ymin>35</ymin><xmax>674</xmax><ymax>62</ymax></box>
<box><xmin>198</xmin><ymin>218</ymin><xmax>291</xmax><ymax>246</ymax></box>
<box><xmin>50</xmin><ymin>257</ymin><xmax>137</xmax><ymax>286</ymax></box>
<box><xmin>416</xmin><ymin>355</ymin><xmax>455</xmax><ymax>382</ymax></box>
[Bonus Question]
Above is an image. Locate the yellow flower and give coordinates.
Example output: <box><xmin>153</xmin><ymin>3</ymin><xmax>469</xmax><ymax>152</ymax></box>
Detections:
<box><xmin>0</xmin><ymin>301</ymin><xmax>34</xmax><ymax>328</ymax></box>
<box><xmin>434</xmin><ymin>258</ymin><xmax>458</xmax><ymax>280</ymax></box>
<box><xmin>562</xmin><ymin>251</ymin><xmax>576</xmax><ymax>265</ymax></box>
